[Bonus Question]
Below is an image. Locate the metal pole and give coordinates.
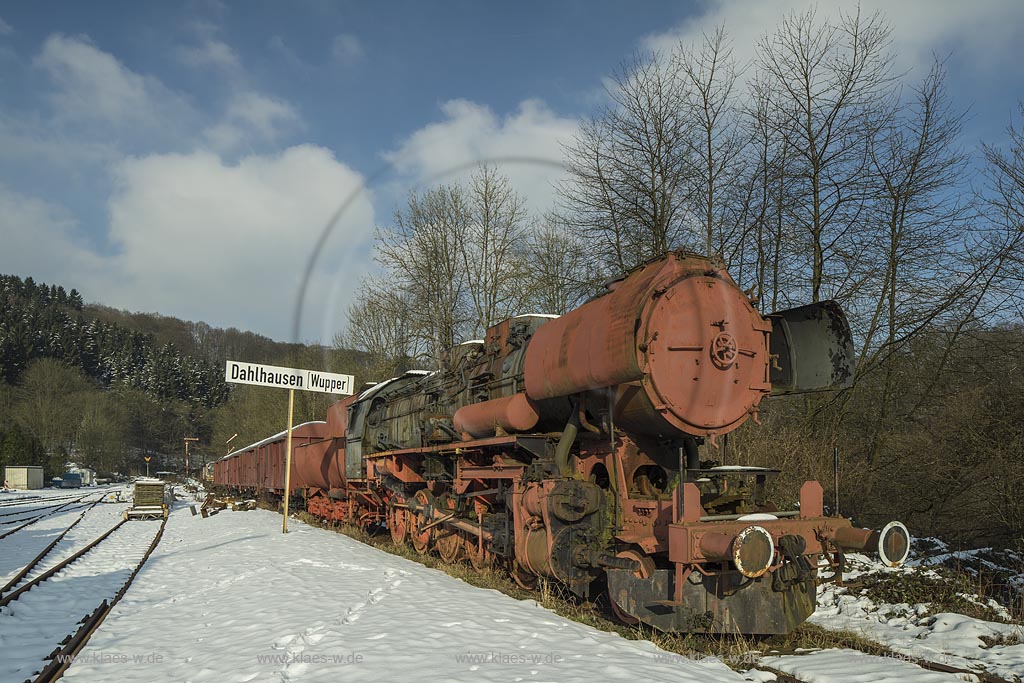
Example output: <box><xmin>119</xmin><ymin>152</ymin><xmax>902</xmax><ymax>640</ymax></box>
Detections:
<box><xmin>283</xmin><ymin>389</ymin><xmax>295</xmax><ymax>534</ymax></box>
<box><xmin>183</xmin><ymin>437</ymin><xmax>199</xmax><ymax>482</ymax></box>
<box><xmin>833</xmin><ymin>446</ymin><xmax>840</xmax><ymax>516</ymax></box>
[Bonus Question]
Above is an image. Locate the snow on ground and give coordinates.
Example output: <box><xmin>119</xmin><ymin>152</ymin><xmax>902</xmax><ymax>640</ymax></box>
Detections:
<box><xmin>63</xmin><ymin>506</ymin><xmax>746</xmax><ymax>683</ymax></box>
<box><xmin>0</xmin><ymin>518</ymin><xmax>160</xmax><ymax>681</ymax></box>
<box><xmin>6</xmin><ymin>489</ymin><xmax>1021</xmax><ymax>683</ymax></box>
<box><xmin>806</xmin><ymin>553</ymin><xmax>1024</xmax><ymax>682</ymax></box>
<box><xmin>759</xmin><ymin>649</ymin><xmax>967</xmax><ymax>683</ymax></box>
<box><xmin>1</xmin><ymin>493</ymin><xmax>129</xmax><ymax>588</ymax></box>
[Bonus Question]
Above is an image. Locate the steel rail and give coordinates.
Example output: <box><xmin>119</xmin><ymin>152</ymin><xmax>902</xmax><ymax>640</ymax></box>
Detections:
<box><xmin>0</xmin><ymin>493</ymin><xmax>84</xmax><ymax>509</ymax></box>
<box><xmin>30</xmin><ymin>516</ymin><xmax>167</xmax><ymax>683</ymax></box>
<box><xmin>0</xmin><ymin>499</ymin><xmax>85</xmax><ymax>519</ymax></box>
<box><xmin>0</xmin><ymin>518</ymin><xmax>127</xmax><ymax>607</ymax></box>
<box><xmin>0</xmin><ymin>496</ymin><xmax>95</xmax><ymax>540</ymax></box>
<box><xmin>0</xmin><ymin>497</ymin><xmax>109</xmax><ymax>596</ymax></box>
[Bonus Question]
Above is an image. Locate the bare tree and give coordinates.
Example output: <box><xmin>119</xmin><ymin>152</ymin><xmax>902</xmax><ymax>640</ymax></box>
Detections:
<box><xmin>754</xmin><ymin>7</ymin><xmax>896</xmax><ymax>304</ymax></box>
<box><xmin>460</xmin><ymin>165</ymin><xmax>530</xmax><ymax>336</ymax></box>
<box><xmin>739</xmin><ymin>78</ymin><xmax>797</xmax><ymax>312</ymax></box>
<box><xmin>340</xmin><ymin>277</ymin><xmax>420</xmax><ymax>377</ymax></box>
<box><xmin>523</xmin><ymin>214</ymin><xmax>600</xmax><ymax>315</ymax></box>
<box><xmin>839</xmin><ymin>61</ymin><xmax>972</xmax><ymax>464</ymax></box>
<box><xmin>981</xmin><ymin>103</ymin><xmax>1024</xmax><ymax>322</ymax></box>
<box><xmin>859</xmin><ymin>60</ymin><xmax>969</xmax><ymax>371</ymax></box>
<box><xmin>675</xmin><ymin>26</ymin><xmax>748</xmax><ymax>259</ymax></box>
<box><xmin>559</xmin><ymin>53</ymin><xmax>694</xmax><ymax>273</ymax></box>
<box><xmin>14</xmin><ymin>358</ymin><xmax>92</xmax><ymax>472</ymax></box>
<box><xmin>375</xmin><ymin>185</ymin><xmax>472</xmax><ymax>364</ymax></box>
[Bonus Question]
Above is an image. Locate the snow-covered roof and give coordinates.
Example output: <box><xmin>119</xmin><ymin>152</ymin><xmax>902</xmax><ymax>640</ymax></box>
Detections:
<box><xmin>357</xmin><ymin>376</ymin><xmax>400</xmax><ymax>401</ymax></box>
<box><xmin>218</xmin><ymin>421</ymin><xmax>327</xmax><ymax>461</ymax></box>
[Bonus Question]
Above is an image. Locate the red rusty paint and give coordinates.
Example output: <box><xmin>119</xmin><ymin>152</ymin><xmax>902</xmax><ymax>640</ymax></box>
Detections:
<box><xmin>524</xmin><ymin>253</ymin><xmax>771</xmax><ymax>438</ymax></box>
<box><xmin>799</xmin><ymin>480</ymin><xmax>824</xmax><ymax>518</ymax></box>
<box><xmin>326</xmin><ymin>395</ymin><xmax>357</xmax><ymax>437</ymax></box>
<box><xmin>453</xmin><ymin>393</ymin><xmax>540</xmax><ymax>438</ymax></box>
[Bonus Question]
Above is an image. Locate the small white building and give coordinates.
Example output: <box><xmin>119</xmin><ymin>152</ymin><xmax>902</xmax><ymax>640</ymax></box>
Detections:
<box><xmin>5</xmin><ymin>466</ymin><xmax>44</xmax><ymax>490</ymax></box>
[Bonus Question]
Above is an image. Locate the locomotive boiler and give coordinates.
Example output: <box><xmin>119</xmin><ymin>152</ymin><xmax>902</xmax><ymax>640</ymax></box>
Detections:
<box><xmin>214</xmin><ymin>251</ymin><xmax>910</xmax><ymax>634</ymax></box>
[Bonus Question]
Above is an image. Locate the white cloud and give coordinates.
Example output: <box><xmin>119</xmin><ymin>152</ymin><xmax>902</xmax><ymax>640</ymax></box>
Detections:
<box><xmin>269</xmin><ymin>35</ymin><xmax>312</xmax><ymax>76</ymax></box>
<box><xmin>1</xmin><ymin>147</ymin><xmax>375</xmax><ymax>343</ymax></box>
<box><xmin>642</xmin><ymin>0</ymin><xmax>1024</xmax><ymax>83</ymax></box>
<box><xmin>0</xmin><ymin>184</ymin><xmax>105</xmax><ymax>289</ymax></box>
<box><xmin>385</xmin><ymin>98</ymin><xmax>578</xmax><ymax>214</ymax></box>
<box><xmin>331</xmin><ymin>33</ymin><xmax>363</xmax><ymax>66</ymax></box>
<box><xmin>178</xmin><ymin>39</ymin><xmax>240</xmax><ymax>72</ymax></box>
<box><xmin>204</xmin><ymin>91</ymin><xmax>301</xmax><ymax>152</ymax></box>
<box><xmin>0</xmin><ymin>111</ymin><xmax>120</xmax><ymax>171</ymax></box>
<box><xmin>0</xmin><ymin>15</ymin><xmax>13</xmax><ymax>35</ymax></box>
<box><xmin>34</xmin><ymin>34</ymin><xmax>194</xmax><ymax>131</ymax></box>
<box><xmin>104</xmin><ymin>145</ymin><xmax>374</xmax><ymax>341</ymax></box>
<box><xmin>3</xmin><ymin>32</ymin><xmax>363</xmax><ymax>341</ymax></box>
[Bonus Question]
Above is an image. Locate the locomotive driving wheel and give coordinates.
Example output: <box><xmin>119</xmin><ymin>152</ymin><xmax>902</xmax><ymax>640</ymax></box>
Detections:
<box><xmin>433</xmin><ymin>493</ymin><xmax>463</xmax><ymax>563</ymax></box>
<box><xmin>510</xmin><ymin>562</ymin><xmax>538</xmax><ymax>590</ymax></box>
<box><xmin>388</xmin><ymin>503</ymin><xmax>410</xmax><ymax>545</ymax></box>
<box><xmin>435</xmin><ymin>528</ymin><xmax>463</xmax><ymax>563</ymax></box>
<box><xmin>409</xmin><ymin>489</ymin><xmax>434</xmax><ymax>555</ymax></box>
<box><xmin>355</xmin><ymin>507</ymin><xmax>373</xmax><ymax>532</ymax></box>
<box><xmin>465</xmin><ymin>533</ymin><xmax>492</xmax><ymax>569</ymax></box>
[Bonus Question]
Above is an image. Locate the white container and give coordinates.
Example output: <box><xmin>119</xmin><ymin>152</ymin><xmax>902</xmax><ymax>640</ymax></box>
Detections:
<box><xmin>4</xmin><ymin>466</ymin><xmax>45</xmax><ymax>490</ymax></box>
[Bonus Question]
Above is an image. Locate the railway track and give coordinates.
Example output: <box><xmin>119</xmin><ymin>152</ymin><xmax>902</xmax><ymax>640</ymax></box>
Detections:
<box><xmin>0</xmin><ymin>493</ymin><xmax>87</xmax><ymax>509</ymax></box>
<box><xmin>0</xmin><ymin>496</ymin><xmax>99</xmax><ymax>541</ymax></box>
<box><xmin>0</xmin><ymin>515</ymin><xmax>166</xmax><ymax>682</ymax></box>
<box><xmin>0</xmin><ymin>500</ymin><xmax>114</xmax><ymax>598</ymax></box>
<box><xmin>0</xmin><ymin>499</ymin><xmax>99</xmax><ymax>525</ymax></box>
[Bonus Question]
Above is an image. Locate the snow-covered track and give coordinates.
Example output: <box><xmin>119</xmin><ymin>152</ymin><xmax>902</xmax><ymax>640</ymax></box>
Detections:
<box><xmin>0</xmin><ymin>496</ymin><xmax>95</xmax><ymax>540</ymax></box>
<box><xmin>0</xmin><ymin>500</ymin><xmax>101</xmax><ymax>596</ymax></box>
<box><xmin>0</xmin><ymin>493</ymin><xmax>86</xmax><ymax>509</ymax></box>
<box><xmin>0</xmin><ymin>514</ymin><xmax>126</xmax><ymax>605</ymax></box>
<box><xmin>0</xmin><ymin>517</ymin><xmax>166</xmax><ymax>682</ymax></box>
<box><xmin>0</xmin><ymin>498</ymin><xmax>88</xmax><ymax>520</ymax></box>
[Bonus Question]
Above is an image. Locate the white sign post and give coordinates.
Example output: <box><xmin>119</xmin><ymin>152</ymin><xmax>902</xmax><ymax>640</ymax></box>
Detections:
<box><xmin>224</xmin><ymin>361</ymin><xmax>354</xmax><ymax>533</ymax></box>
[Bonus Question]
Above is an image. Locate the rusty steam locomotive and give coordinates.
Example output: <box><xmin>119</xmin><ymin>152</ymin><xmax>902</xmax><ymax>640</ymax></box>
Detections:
<box><xmin>214</xmin><ymin>252</ymin><xmax>910</xmax><ymax>634</ymax></box>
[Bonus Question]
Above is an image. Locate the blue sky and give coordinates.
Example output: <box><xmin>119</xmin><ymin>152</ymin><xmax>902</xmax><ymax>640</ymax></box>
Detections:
<box><xmin>1</xmin><ymin>1</ymin><xmax>1022</xmax><ymax>344</ymax></box>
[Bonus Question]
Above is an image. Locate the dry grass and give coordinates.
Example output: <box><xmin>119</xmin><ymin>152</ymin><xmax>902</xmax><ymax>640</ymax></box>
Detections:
<box><xmin>860</xmin><ymin>567</ymin><xmax>1022</xmax><ymax>624</ymax></box>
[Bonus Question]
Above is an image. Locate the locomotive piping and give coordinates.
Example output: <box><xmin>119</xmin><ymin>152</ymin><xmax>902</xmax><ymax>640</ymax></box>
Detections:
<box><xmin>554</xmin><ymin>396</ymin><xmax>581</xmax><ymax>478</ymax></box>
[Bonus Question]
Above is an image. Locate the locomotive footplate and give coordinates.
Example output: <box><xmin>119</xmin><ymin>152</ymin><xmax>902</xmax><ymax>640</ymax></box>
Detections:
<box><xmin>606</xmin><ymin>566</ymin><xmax>816</xmax><ymax>634</ymax></box>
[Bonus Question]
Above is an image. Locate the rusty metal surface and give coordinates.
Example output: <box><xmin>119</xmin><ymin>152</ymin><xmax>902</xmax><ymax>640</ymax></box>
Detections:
<box><xmin>607</xmin><ymin>566</ymin><xmax>816</xmax><ymax>634</ymax></box>
<box><xmin>453</xmin><ymin>392</ymin><xmax>540</xmax><ymax>438</ymax></box>
<box><xmin>768</xmin><ymin>300</ymin><xmax>855</xmax><ymax>394</ymax></box>
<box><xmin>292</xmin><ymin>439</ymin><xmax>332</xmax><ymax>490</ymax></box>
<box><xmin>523</xmin><ymin>252</ymin><xmax>771</xmax><ymax>438</ymax></box>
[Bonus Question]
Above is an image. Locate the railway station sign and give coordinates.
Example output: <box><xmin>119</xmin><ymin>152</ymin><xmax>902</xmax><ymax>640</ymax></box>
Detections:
<box><xmin>224</xmin><ymin>359</ymin><xmax>355</xmax><ymax>534</ymax></box>
<box><xmin>224</xmin><ymin>360</ymin><xmax>354</xmax><ymax>395</ymax></box>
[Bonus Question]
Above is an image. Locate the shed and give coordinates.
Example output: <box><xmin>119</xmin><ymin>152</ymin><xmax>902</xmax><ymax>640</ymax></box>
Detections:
<box><xmin>5</xmin><ymin>466</ymin><xmax>44</xmax><ymax>490</ymax></box>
